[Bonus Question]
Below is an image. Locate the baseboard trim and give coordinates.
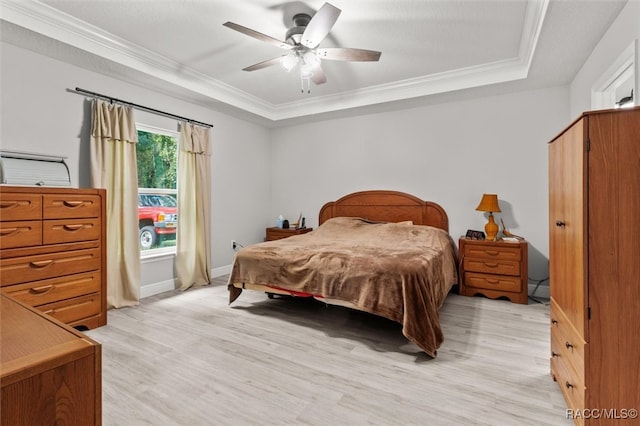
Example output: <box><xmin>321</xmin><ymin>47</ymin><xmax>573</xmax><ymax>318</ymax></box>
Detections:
<box><xmin>211</xmin><ymin>264</ymin><xmax>232</xmax><ymax>277</ymax></box>
<box><xmin>140</xmin><ymin>264</ymin><xmax>233</xmax><ymax>299</ymax></box>
<box><xmin>140</xmin><ymin>279</ymin><xmax>176</xmax><ymax>298</ymax></box>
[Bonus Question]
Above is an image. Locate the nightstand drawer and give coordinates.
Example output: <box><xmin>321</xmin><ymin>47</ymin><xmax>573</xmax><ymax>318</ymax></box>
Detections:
<box><xmin>462</xmin><ymin>245</ymin><xmax>521</xmax><ymax>261</ymax></box>
<box><xmin>265</xmin><ymin>227</ymin><xmax>312</xmax><ymax>241</ymax></box>
<box><xmin>463</xmin><ymin>272</ymin><xmax>522</xmax><ymax>293</ymax></box>
<box><xmin>462</xmin><ymin>257</ymin><xmax>520</xmax><ymax>276</ymax></box>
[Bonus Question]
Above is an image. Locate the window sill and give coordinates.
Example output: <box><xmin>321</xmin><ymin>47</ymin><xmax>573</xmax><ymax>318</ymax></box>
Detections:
<box><xmin>140</xmin><ymin>247</ymin><xmax>176</xmax><ymax>263</ymax></box>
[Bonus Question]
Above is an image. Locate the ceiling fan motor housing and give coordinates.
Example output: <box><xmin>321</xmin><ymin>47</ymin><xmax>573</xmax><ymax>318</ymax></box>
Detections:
<box><xmin>286</xmin><ymin>13</ymin><xmax>312</xmax><ymax>45</ymax></box>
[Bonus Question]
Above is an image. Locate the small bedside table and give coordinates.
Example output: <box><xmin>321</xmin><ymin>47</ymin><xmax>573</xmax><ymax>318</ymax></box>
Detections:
<box><xmin>458</xmin><ymin>237</ymin><xmax>528</xmax><ymax>304</ymax></box>
<box><xmin>265</xmin><ymin>227</ymin><xmax>313</xmax><ymax>241</ymax></box>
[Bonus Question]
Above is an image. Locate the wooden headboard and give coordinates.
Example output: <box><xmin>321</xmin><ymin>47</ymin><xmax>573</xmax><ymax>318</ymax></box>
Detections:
<box><xmin>318</xmin><ymin>190</ymin><xmax>449</xmax><ymax>232</ymax></box>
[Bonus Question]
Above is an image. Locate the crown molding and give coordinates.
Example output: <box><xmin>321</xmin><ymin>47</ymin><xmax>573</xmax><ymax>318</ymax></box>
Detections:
<box><xmin>1</xmin><ymin>0</ymin><xmax>549</xmax><ymax>122</ymax></box>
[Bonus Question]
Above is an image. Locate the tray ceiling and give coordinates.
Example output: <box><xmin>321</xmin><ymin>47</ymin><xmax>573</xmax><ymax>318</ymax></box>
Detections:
<box><xmin>0</xmin><ymin>0</ymin><xmax>628</xmax><ymax>123</ymax></box>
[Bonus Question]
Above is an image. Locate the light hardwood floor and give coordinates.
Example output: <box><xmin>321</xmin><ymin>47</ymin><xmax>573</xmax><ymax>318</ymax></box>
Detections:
<box><xmin>86</xmin><ymin>276</ymin><xmax>571</xmax><ymax>425</ymax></box>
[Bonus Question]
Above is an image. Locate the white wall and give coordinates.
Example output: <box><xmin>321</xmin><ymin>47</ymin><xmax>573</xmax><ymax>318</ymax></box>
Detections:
<box><xmin>0</xmin><ymin>42</ymin><xmax>272</xmax><ymax>295</ymax></box>
<box><xmin>270</xmin><ymin>86</ymin><xmax>570</xmax><ymax>281</ymax></box>
<box><xmin>570</xmin><ymin>0</ymin><xmax>640</xmax><ymax>117</ymax></box>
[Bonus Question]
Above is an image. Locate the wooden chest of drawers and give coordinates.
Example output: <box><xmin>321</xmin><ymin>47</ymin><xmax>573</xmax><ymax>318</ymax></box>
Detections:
<box><xmin>0</xmin><ymin>294</ymin><xmax>101</xmax><ymax>425</ymax></box>
<box><xmin>0</xmin><ymin>186</ymin><xmax>106</xmax><ymax>329</ymax></box>
<box><xmin>458</xmin><ymin>237</ymin><xmax>528</xmax><ymax>304</ymax></box>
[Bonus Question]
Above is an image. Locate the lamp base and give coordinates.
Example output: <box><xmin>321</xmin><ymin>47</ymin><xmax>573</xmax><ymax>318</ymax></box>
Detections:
<box><xmin>484</xmin><ymin>213</ymin><xmax>499</xmax><ymax>241</ymax></box>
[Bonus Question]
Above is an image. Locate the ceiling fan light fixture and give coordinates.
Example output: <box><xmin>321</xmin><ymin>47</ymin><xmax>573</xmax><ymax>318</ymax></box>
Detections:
<box><xmin>299</xmin><ymin>61</ymin><xmax>314</xmax><ymax>78</ymax></box>
<box><xmin>302</xmin><ymin>51</ymin><xmax>320</xmax><ymax>68</ymax></box>
<box><xmin>281</xmin><ymin>52</ymin><xmax>298</xmax><ymax>72</ymax></box>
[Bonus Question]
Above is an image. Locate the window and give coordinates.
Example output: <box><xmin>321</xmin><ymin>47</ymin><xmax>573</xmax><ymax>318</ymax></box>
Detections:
<box><xmin>136</xmin><ymin>124</ymin><xmax>178</xmax><ymax>255</ymax></box>
<box><xmin>591</xmin><ymin>40</ymin><xmax>638</xmax><ymax>110</ymax></box>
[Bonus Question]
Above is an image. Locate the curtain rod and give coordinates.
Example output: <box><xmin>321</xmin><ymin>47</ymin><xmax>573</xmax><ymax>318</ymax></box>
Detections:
<box><xmin>71</xmin><ymin>87</ymin><xmax>214</xmax><ymax>128</ymax></box>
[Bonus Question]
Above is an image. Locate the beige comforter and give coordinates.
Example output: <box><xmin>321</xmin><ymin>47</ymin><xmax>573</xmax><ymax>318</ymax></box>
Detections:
<box><xmin>228</xmin><ymin>217</ymin><xmax>458</xmax><ymax>357</ymax></box>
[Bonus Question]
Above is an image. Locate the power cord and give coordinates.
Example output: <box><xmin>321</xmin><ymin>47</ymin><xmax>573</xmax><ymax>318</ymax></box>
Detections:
<box><xmin>528</xmin><ymin>276</ymin><xmax>549</xmax><ymax>305</ymax></box>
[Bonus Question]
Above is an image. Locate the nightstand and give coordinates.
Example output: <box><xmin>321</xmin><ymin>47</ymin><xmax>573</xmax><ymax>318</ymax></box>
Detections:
<box><xmin>265</xmin><ymin>227</ymin><xmax>313</xmax><ymax>241</ymax></box>
<box><xmin>458</xmin><ymin>237</ymin><xmax>528</xmax><ymax>304</ymax></box>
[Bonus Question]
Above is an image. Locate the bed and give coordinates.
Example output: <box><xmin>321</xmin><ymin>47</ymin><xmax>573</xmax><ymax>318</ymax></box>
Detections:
<box><xmin>228</xmin><ymin>190</ymin><xmax>458</xmax><ymax>357</ymax></box>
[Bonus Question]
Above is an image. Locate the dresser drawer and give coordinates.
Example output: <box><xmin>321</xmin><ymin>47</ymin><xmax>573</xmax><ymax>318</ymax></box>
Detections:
<box><xmin>551</xmin><ymin>327</ymin><xmax>586</xmax><ymax>387</ymax></box>
<box><xmin>462</xmin><ymin>257</ymin><xmax>520</xmax><ymax>276</ymax></box>
<box><xmin>2</xmin><ymin>271</ymin><xmax>101</xmax><ymax>307</ymax></box>
<box><xmin>38</xmin><ymin>292</ymin><xmax>102</xmax><ymax>325</ymax></box>
<box><xmin>463</xmin><ymin>272</ymin><xmax>522</xmax><ymax>293</ymax></box>
<box><xmin>43</xmin><ymin>194</ymin><xmax>101</xmax><ymax>219</ymax></box>
<box><xmin>551</xmin><ymin>350</ymin><xmax>586</xmax><ymax>422</ymax></box>
<box><xmin>0</xmin><ymin>220</ymin><xmax>42</xmax><ymax>249</ymax></box>
<box><xmin>550</xmin><ymin>299</ymin><xmax>585</xmax><ymax>375</ymax></box>
<box><xmin>462</xmin><ymin>245</ymin><xmax>521</xmax><ymax>261</ymax></box>
<box><xmin>0</xmin><ymin>248</ymin><xmax>101</xmax><ymax>287</ymax></box>
<box><xmin>43</xmin><ymin>218</ymin><xmax>101</xmax><ymax>244</ymax></box>
<box><xmin>0</xmin><ymin>193</ymin><xmax>42</xmax><ymax>221</ymax></box>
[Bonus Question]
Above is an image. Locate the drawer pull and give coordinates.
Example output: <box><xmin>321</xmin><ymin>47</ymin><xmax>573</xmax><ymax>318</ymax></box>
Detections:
<box><xmin>551</xmin><ymin>319</ymin><xmax>558</xmax><ymax>326</ymax></box>
<box><xmin>30</xmin><ymin>260</ymin><xmax>54</xmax><ymax>268</ymax></box>
<box><xmin>565</xmin><ymin>381</ymin><xmax>574</xmax><ymax>389</ymax></box>
<box><xmin>483</xmin><ymin>262</ymin><xmax>499</xmax><ymax>268</ymax></box>
<box><xmin>43</xmin><ymin>309</ymin><xmax>55</xmax><ymax>315</ymax></box>
<box><xmin>486</xmin><ymin>279</ymin><xmax>500</xmax><ymax>284</ymax></box>
<box><xmin>552</xmin><ymin>351</ymin><xmax>559</xmax><ymax>358</ymax></box>
<box><xmin>63</xmin><ymin>200</ymin><xmax>85</xmax><ymax>208</ymax></box>
<box><xmin>0</xmin><ymin>201</ymin><xmax>18</xmax><ymax>209</ymax></box>
<box><xmin>63</xmin><ymin>224</ymin><xmax>85</xmax><ymax>231</ymax></box>
<box><xmin>0</xmin><ymin>227</ymin><xmax>19</xmax><ymax>236</ymax></box>
<box><xmin>565</xmin><ymin>341</ymin><xmax>574</xmax><ymax>350</ymax></box>
<box><xmin>484</xmin><ymin>250</ymin><xmax>499</xmax><ymax>256</ymax></box>
<box><xmin>555</xmin><ymin>220</ymin><xmax>566</xmax><ymax>228</ymax></box>
<box><xmin>29</xmin><ymin>285</ymin><xmax>54</xmax><ymax>295</ymax></box>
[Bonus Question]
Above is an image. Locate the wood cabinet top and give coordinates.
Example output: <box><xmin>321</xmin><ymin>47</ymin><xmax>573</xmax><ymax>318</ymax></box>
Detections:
<box><xmin>0</xmin><ymin>294</ymin><xmax>98</xmax><ymax>385</ymax></box>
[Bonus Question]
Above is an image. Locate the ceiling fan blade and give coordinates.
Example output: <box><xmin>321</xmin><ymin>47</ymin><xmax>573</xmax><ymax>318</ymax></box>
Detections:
<box><xmin>223</xmin><ymin>21</ymin><xmax>293</xmax><ymax>50</ymax></box>
<box><xmin>316</xmin><ymin>48</ymin><xmax>382</xmax><ymax>62</ymax></box>
<box><xmin>242</xmin><ymin>56</ymin><xmax>283</xmax><ymax>72</ymax></box>
<box><xmin>301</xmin><ymin>3</ymin><xmax>341</xmax><ymax>49</ymax></box>
<box><xmin>311</xmin><ymin>66</ymin><xmax>327</xmax><ymax>85</ymax></box>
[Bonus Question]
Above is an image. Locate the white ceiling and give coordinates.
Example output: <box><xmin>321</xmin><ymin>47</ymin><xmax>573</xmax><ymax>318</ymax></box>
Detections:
<box><xmin>0</xmin><ymin>0</ymin><xmax>628</xmax><ymax>124</ymax></box>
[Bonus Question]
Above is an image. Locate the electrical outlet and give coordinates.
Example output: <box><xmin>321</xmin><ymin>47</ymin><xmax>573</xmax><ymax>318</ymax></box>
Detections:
<box><xmin>231</xmin><ymin>240</ymin><xmax>237</xmax><ymax>250</ymax></box>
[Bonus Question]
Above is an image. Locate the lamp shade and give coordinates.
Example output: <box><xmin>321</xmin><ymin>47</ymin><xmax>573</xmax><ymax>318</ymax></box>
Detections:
<box><xmin>475</xmin><ymin>194</ymin><xmax>501</xmax><ymax>213</ymax></box>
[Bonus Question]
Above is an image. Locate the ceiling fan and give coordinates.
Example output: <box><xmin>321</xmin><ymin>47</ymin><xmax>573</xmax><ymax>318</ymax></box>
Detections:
<box><xmin>223</xmin><ymin>2</ymin><xmax>382</xmax><ymax>93</ymax></box>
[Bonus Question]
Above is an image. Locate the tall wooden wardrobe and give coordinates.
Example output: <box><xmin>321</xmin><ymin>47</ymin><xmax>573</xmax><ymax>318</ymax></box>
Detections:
<box><xmin>548</xmin><ymin>106</ymin><xmax>640</xmax><ymax>425</ymax></box>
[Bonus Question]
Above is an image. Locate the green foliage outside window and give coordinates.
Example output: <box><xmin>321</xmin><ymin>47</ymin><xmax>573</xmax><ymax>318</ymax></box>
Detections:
<box><xmin>136</xmin><ymin>130</ymin><xmax>177</xmax><ymax>189</ymax></box>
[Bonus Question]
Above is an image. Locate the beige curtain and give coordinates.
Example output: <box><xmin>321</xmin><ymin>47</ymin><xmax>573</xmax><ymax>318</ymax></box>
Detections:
<box><xmin>176</xmin><ymin>122</ymin><xmax>212</xmax><ymax>290</ymax></box>
<box><xmin>90</xmin><ymin>99</ymin><xmax>140</xmax><ymax>308</ymax></box>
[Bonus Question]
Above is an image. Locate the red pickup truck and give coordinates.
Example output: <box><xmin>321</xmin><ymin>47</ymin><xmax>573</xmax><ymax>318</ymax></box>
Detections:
<box><xmin>138</xmin><ymin>193</ymin><xmax>177</xmax><ymax>250</ymax></box>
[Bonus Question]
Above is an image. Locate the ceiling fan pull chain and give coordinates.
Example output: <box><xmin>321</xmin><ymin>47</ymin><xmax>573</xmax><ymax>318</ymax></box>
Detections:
<box><xmin>301</xmin><ymin>75</ymin><xmax>311</xmax><ymax>94</ymax></box>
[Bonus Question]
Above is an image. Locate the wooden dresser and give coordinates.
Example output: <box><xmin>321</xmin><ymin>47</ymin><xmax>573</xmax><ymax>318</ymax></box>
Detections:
<box><xmin>1</xmin><ymin>294</ymin><xmax>102</xmax><ymax>425</ymax></box>
<box><xmin>0</xmin><ymin>186</ymin><xmax>106</xmax><ymax>329</ymax></box>
<box><xmin>548</xmin><ymin>107</ymin><xmax>640</xmax><ymax>425</ymax></box>
<box><xmin>458</xmin><ymin>238</ymin><xmax>528</xmax><ymax>304</ymax></box>
<box><xmin>265</xmin><ymin>226</ymin><xmax>312</xmax><ymax>241</ymax></box>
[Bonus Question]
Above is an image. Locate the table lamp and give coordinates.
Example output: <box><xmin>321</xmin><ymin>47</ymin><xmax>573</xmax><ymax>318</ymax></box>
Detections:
<box><xmin>476</xmin><ymin>194</ymin><xmax>501</xmax><ymax>241</ymax></box>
